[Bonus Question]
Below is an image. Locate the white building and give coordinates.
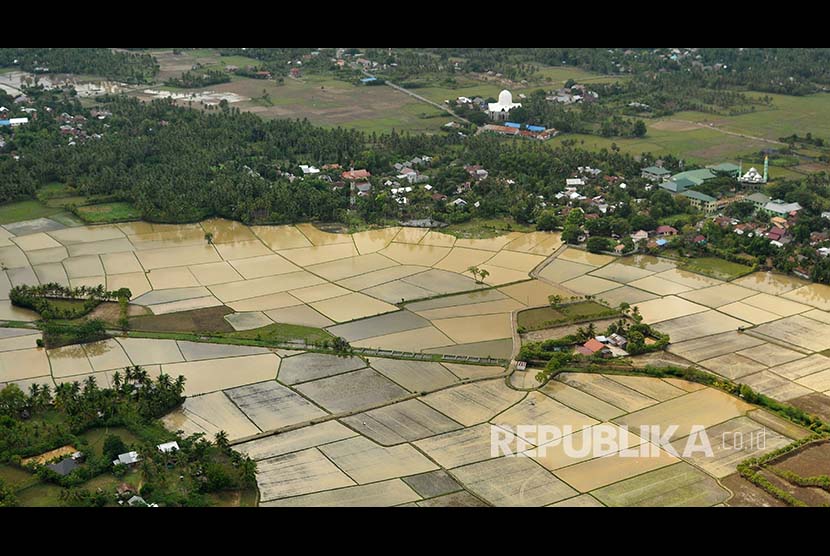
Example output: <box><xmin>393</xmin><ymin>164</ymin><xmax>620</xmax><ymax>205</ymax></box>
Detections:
<box><xmin>299</xmin><ymin>164</ymin><xmax>320</xmax><ymax>175</ymax></box>
<box><xmin>487</xmin><ymin>90</ymin><xmax>521</xmax><ymax>121</ymax></box>
<box><xmin>157</xmin><ymin>441</ymin><xmax>180</xmax><ymax>453</ymax></box>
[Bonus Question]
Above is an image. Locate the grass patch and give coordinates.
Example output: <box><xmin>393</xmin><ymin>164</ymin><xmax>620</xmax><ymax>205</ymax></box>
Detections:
<box><xmin>75</xmin><ymin>202</ymin><xmax>142</xmax><ymax>224</ymax></box>
<box><xmin>0</xmin><ymin>464</ymin><xmax>38</xmax><ymax>491</ymax></box>
<box><xmin>444</xmin><ymin>217</ymin><xmax>535</xmax><ymax>239</ymax></box>
<box><xmin>0</xmin><ymin>199</ymin><xmax>65</xmax><ymax>224</ymax></box>
<box><xmin>226</xmin><ymin>322</ymin><xmax>333</xmax><ymax>345</ymax></box>
<box><xmin>517</xmin><ymin>301</ymin><xmax>619</xmax><ymax>331</ymax></box>
<box><xmin>129</xmin><ymin>306</ymin><xmax>235</xmax><ymax>334</ymax></box>
<box><xmin>680</xmin><ymin>257</ymin><xmax>754</xmax><ymax>281</ymax></box>
<box><xmin>15</xmin><ymin>482</ymin><xmax>63</xmax><ymax>507</ymax></box>
<box><xmin>81</xmin><ymin>427</ymin><xmax>142</xmax><ymax>458</ymax></box>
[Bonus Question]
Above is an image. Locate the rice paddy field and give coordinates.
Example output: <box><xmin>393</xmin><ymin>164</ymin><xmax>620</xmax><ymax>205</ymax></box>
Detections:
<box><xmin>3</xmin><ymin>217</ymin><xmax>830</xmax><ymax>506</ymax></box>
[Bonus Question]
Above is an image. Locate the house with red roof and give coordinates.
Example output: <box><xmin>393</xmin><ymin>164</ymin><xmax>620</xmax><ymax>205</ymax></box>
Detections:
<box><xmin>342</xmin><ymin>169</ymin><xmax>372</xmax><ymax>181</ymax></box>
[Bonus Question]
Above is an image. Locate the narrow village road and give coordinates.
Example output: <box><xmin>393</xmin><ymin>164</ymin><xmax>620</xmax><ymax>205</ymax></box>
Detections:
<box><xmin>670</xmin><ymin>119</ymin><xmax>787</xmax><ymax>147</ymax></box>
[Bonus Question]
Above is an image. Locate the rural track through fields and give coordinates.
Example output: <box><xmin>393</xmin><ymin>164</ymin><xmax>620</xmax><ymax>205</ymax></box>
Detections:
<box><xmin>669</xmin><ymin>119</ymin><xmax>787</xmax><ymax>147</ymax></box>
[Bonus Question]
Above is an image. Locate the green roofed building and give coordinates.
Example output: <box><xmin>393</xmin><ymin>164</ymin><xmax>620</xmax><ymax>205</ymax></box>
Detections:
<box><xmin>658</xmin><ymin>177</ymin><xmax>696</xmax><ymax>193</ymax></box>
<box><xmin>641</xmin><ymin>166</ymin><xmax>671</xmax><ymax>181</ymax></box>
<box><xmin>671</xmin><ymin>168</ymin><xmax>717</xmax><ymax>186</ymax></box>
<box><xmin>706</xmin><ymin>162</ymin><xmax>741</xmax><ymax>176</ymax></box>
<box><xmin>680</xmin><ymin>189</ymin><xmax>718</xmax><ymax>215</ymax></box>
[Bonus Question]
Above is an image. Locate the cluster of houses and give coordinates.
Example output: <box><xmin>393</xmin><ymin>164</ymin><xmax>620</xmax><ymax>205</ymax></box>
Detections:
<box><xmin>480</xmin><ymin>122</ymin><xmax>557</xmax><ymax>141</ymax></box>
<box><xmin>546</xmin><ymin>83</ymin><xmax>598</xmax><ymax>105</ymax></box>
<box><xmin>0</xmin><ymin>105</ymin><xmax>30</xmax><ymax>128</ymax></box>
<box><xmin>575</xmin><ymin>333</ymin><xmax>629</xmax><ymax>358</ymax></box>
<box><xmin>57</xmin><ymin>111</ymin><xmax>104</xmax><ymax>145</ymax></box>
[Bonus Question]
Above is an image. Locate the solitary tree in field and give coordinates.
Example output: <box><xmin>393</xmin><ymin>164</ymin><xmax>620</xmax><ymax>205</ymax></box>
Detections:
<box><xmin>467</xmin><ymin>266</ymin><xmax>489</xmax><ymax>284</ymax></box>
<box><xmin>204</xmin><ymin>232</ymin><xmax>214</xmax><ymax>245</ymax></box>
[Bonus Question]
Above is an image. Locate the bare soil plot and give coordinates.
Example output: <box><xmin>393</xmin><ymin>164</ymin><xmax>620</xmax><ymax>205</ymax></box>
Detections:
<box><xmin>454</xmin><ymin>234</ymin><xmax>522</xmax><ymax>252</ymax></box>
<box><xmin>795</xmin><ymin>368</ymin><xmax>830</xmax><ymax>392</ymax></box>
<box><xmin>667</xmin><ymin>331</ymin><xmax>764</xmax><ymax>362</ymax></box>
<box><xmin>556</xmin><ymin>373</ymin><xmax>658</xmax><ymax>413</ymax></box>
<box><xmin>402</xmin><ymin>268</ymin><xmax>485</xmax><ymax>295</ymax></box>
<box><xmin>493</xmin><ymin>392</ymin><xmax>598</xmax><ymax>444</ymax></box>
<box><xmin>590</xmin><ymin>461</ymin><xmax>729</xmax><ymax>507</ymax></box>
<box><xmin>28</xmin><ymin>246</ymin><xmax>70</xmax><ymax>266</ymax></box>
<box><xmin>440</xmin><ymin>362</ymin><xmax>506</xmax><ymax>380</ymax></box>
<box><xmin>431</xmin><ymin>313</ymin><xmax>513</xmax><ymax>344</ymax></box>
<box><xmin>227</xmin><ymin>254</ymin><xmax>299</xmax><ymax>280</ymax></box>
<box><xmin>754</xmin><ymin>314</ymin><xmax>830</xmax><ymax>352</ymax></box>
<box><xmin>531</xmin><ymin>423</ymin><xmax>645</xmax><ymax>472</ymax></box>
<box><xmin>351</xmin><ymin>228</ymin><xmax>400</xmax><ymax>255</ymax></box>
<box><xmin>162</xmin><ymin>391</ymin><xmax>260</xmax><ymax>442</ymax></box>
<box><xmin>20</xmin><ymin>445</ymin><xmax>78</xmax><ymax>466</ymax></box>
<box><xmin>176</xmin><ymin>341</ymin><xmax>269</xmax><ymax>362</ymax></box>
<box><xmin>33</xmin><ymin>263</ymin><xmax>69</xmax><ymax>287</ymax></box>
<box><xmin>146</xmin><ymin>266</ymin><xmax>199</xmax><ymax>290</ymax></box>
<box><xmin>432</xmin><ymin>247</ymin><xmax>494</xmax><ymax>274</ymax></box>
<box><xmin>161</xmin><ymin>353</ymin><xmax>279</xmax><ymax>396</ymax></box>
<box><xmin>560</xmin><ymin>275</ymin><xmax>620</xmax><ymax>295</ymax></box>
<box><xmin>82</xmin><ymin>339</ymin><xmax>132</xmax><ymax>372</ymax></box>
<box><xmin>235</xmin><ymin>421</ymin><xmax>357</xmax><ymax>461</ymax></box>
<box><xmin>738</xmin><ymin>371</ymin><xmax>812</xmax><ymax>401</ymax></box>
<box><xmin>306</xmin><ymin>253</ymin><xmax>397</xmax><ymax>283</ymax></box>
<box><xmin>424</xmin><ymin>338</ymin><xmax>513</xmax><ymax>359</ymax></box>
<box><xmin>405</xmin><ymin>288</ymin><xmax>507</xmax><ymax>312</ymax></box>
<box><xmin>209</xmin><ymin>271</ymin><xmax>324</xmax><ymax>303</ymax></box>
<box><xmin>255</xmin><ymin>447</ymin><xmax>356</xmax><ymax>502</ymax></box>
<box><xmin>741</xmin><ymin>293</ymin><xmax>811</xmax><ymax>317</ymax></box>
<box><xmin>628</xmin><ymin>275</ymin><xmax>693</xmax><ymax>296</ymax></box>
<box><xmin>341</xmin><ymin>399</ymin><xmax>462</xmax><ymax>445</ymax></box>
<box><xmin>310</xmin><ymin>292</ymin><xmax>398</xmax><ymax>323</ymax></box>
<box><xmin>361</xmin><ymin>279</ymin><xmax>435</xmax><ymax>303</ymax></box>
<box><xmin>783</xmin><ymin>283</ymin><xmax>830</xmax><ymax>311</ymax></box>
<box><xmin>548</xmin><ymin>494</ymin><xmax>605</xmax><ymax>507</ymax></box>
<box><xmin>653</xmin><ymin>310</ymin><xmax>749</xmax><ymax>343</ymax></box>
<box><xmin>403</xmin><ymin>469</ymin><xmax>463</xmax><ymax>498</ymax></box>
<box><xmin>47</xmin><ymin>345</ymin><xmax>93</xmax><ymax>378</ymax></box>
<box><xmin>225</xmin><ymin>380</ymin><xmax>327</xmax><ymax>431</ymax></box>
<box><xmin>717</xmin><ymin>301</ymin><xmax>786</xmax><ymax>325</ymax></box>
<box><xmin>499</xmin><ymin>280</ymin><xmax>572</xmax><ymax>307</ymax></box>
<box><xmin>604</xmin><ymin>375</ymin><xmax>687</xmax><ymax>402</ymax></box>
<box><xmin>699</xmin><ymin>353</ymin><xmax>767</xmax><ymax>380</ymax></box>
<box><xmin>227</xmin><ymin>292</ymin><xmax>303</xmax><ymax>312</ymax></box>
<box><xmin>319</xmin><ymin>435</ymin><xmax>437</xmax><ymax>484</ymax></box>
<box><xmin>737</xmin><ymin>342</ymin><xmax>804</xmax><ymax>368</ymax></box>
<box><xmin>129</xmin><ymin>305</ymin><xmax>234</xmax><ymax>334</ymax></box>
<box><xmin>537</xmin><ymin>259</ymin><xmax>594</xmax><ymax>283</ymax></box>
<box><xmin>337</xmin><ymin>265</ymin><xmax>429</xmax><ymax>291</ymax></box>
<box><xmin>672</xmin><ymin>416</ymin><xmax>792</xmax><ymax>478</ymax></box>
<box><xmin>413</xmin><ymin>422</ymin><xmax>514</xmax><ymax>469</ymax></box>
<box><xmin>653</xmin><ymin>268</ymin><xmax>722</xmax><ymax>290</ymax></box>
<box><xmin>277</xmin><ymin>352</ymin><xmax>366</xmax><ymax>385</ymax></box>
<box><xmin>415</xmin><ymin>490</ymin><xmax>487</xmax><ymax>507</ymax></box>
<box><xmin>263</xmin><ymin>478</ymin><xmax>420</xmax><ymax>507</ymax></box>
<box><xmin>733</xmin><ymin>271</ymin><xmax>808</xmax><ymax>295</ymax></box>
<box><xmin>61</xmin><ymin>255</ymin><xmax>105</xmax><ymax>279</ymax></box>
<box><xmin>293</xmin><ymin>368</ymin><xmax>410</xmax><ymax>414</ymax></box>
<box><xmin>556</xmin><ymin>248</ymin><xmax>613</xmax><ymax>267</ymax></box>
<box><xmin>264</xmin><ymin>304</ymin><xmax>334</xmax><ymax>328</ymax></box>
<box><xmin>541</xmin><ymin>380</ymin><xmax>627</xmax><ymax>421</ymax></box>
<box><xmin>100</xmin><ymin>251</ymin><xmax>144</xmax><ymax>275</ymax></box>
<box><xmin>595</xmin><ymin>286</ymin><xmax>659</xmax><ymax>308</ymax></box>
<box><xmin>614</xmin><ymin>388</ymin><xmax>752</xmax><ymax>442</ymax></box>
<box><xmin>768</xmin><ymin>354</ymin><xmax>830</xmax><ymax>380</ymax></box>
<box><xmin>554</xmin><ymin>444</ymin><xmax>679</xmax><ymax>492</ymax></box>
<box><xmin>721</xmin><ymin>473</ymin><xmax>787</xmax><ymax>507</ymax></box>
<box><xmin>452</xmin><ymin>457</ymin><xmax>577</xmax><ymax>507</ymax></box>
<box><xmin>368</xmin><ymin>357</ymin><xmax>460</xmax><ymax>393</ymax></box>
<box><xmin>588</xmin><ymin>263</ymin><xmax>654</xmax><ymax>284</ymax></box>
<box><xmin>326</xmin><ymin>310</ymin><xmax>429</xmax><ymax>342</ymax></box>
<box><xmin>106</xmin><ymin>272</ymin><xmax>152</xmax><ymax>298</ymax></box>
<box><xmin>251</xmin><ymin>225</ymin><xmax>312</xmax><ymax>251</ymax></box>
<box><xmin>353</xmin><ymin>326</ymin><xmax>456</xmax><ymax>353</ymax></box>
<box><xmin>420</xmin><ymin>380</ymin><xmax>525</xmax><ymax>427</ymax></box>
<box><xmin>678</xmin><ymin>283</ymin><xmax>757</xmax><ymax>308</ymax></box>
<box><xmin>0</xmin><ymin>348</ymin><xmax>50</xmax><ymax>382</ymax></box>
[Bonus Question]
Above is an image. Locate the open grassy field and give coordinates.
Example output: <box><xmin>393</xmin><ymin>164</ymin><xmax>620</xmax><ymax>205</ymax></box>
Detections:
<box><xmin>75</xmin><ymin>202</ymin><xmax>142</xmax><ymax>224</ymax></box>
<box><xmin>518</xmin><ymin>301</ymin><xmax>618</xmax><ymax>331</ymax></box>
<box><xmin>680</xmin><ymin>257</ymin><xmax>755</xmax><ymax>281</ymax></box>
<box><xmin>203</xmin><ymin>74</ymin><xmax>453</xmax><ymax>134</ymax></box>
<box><xmin>0</xmin><ymin>200</ymin><xmax>67</xmax><ymax>225</ymax></box>
<box><xmin>530</xmin><ymin>65</ymin><xmax>627</xmax><ymax>86</ymax></box>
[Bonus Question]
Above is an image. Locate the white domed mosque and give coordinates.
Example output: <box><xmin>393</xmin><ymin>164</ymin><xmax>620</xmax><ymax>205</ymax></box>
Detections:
<box><xmin>488</xmin><ymin>89</ymin><xmax>522</xmax><ymax>121</ymax></box>
<box><xmin>739</xmin><ymin>156</ymin><xmax>769</xmax><ymax>188</ymax></box>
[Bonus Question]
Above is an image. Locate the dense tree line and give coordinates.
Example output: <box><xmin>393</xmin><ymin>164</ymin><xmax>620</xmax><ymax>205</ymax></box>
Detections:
<box><xmin>0</xmin><ymin>48</ymin><xmax>158</xmax><ymax>83</ymax></box>
<box><xmin>165</xmin><ymin>69</ymin><xmax>230</xmax><ymax>89</ymax></box>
